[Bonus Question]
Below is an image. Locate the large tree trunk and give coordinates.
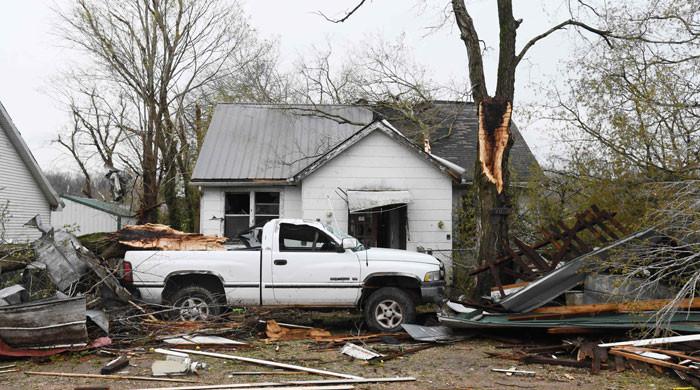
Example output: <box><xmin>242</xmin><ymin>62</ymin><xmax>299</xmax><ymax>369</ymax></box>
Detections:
<box><xmin>473</xmin><ymin>99</ymin><xmax>514</xmax><ymax>295</ymax></box>
<box><xmin>453</xmin><ymin>0</ymin><xmax>517</xmax><ymax>297</ymax></box>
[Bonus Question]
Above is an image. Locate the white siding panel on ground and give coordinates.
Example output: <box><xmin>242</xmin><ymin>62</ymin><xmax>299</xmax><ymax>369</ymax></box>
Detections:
<box><xmin>301</xmin><ymin>130</ymin><xmax>453</xmax><ymax>275</ymax></box>
<box><xmin>50</xmin><ymin>198</ymin><xmax>136</xmax><ymax>234</ymax></box>
<box><xmin>0</xmin><ymin>127</ymin><xmax>51</xmax><ymax>242</ymax></box>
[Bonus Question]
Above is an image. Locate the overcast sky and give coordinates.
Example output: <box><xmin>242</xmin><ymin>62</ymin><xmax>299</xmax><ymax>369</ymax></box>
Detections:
<box><xmin>0</xmin><ymin>0</ymin><xmax>579</xmax><ymax>173</ymax></box>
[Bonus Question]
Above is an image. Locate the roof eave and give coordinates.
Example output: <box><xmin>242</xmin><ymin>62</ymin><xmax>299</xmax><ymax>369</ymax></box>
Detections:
<box><xmin>0</xmin><ymin>102</ymin><xmax>62</xmax><ymax>209</ymax></box>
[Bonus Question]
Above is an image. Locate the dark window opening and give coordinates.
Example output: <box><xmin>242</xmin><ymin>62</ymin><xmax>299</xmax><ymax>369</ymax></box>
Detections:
<box><xmin>224</xmin><ymin>191</ymin><xmax>280</xmax><ymax>242</ymax></box>
<box><xmin>278</xmin><ymin>223</ymin><xmax>338</xmax><ymax>252</ymax></box>
<box><xmin>254</xmin><ymin>192</ymin><xmax>279</xmax><ymax>226</ymax></box>
<box><xmin>348</xmin><ymin>204</ymin><xmax>407</xmax><ymax>249</ymax></box>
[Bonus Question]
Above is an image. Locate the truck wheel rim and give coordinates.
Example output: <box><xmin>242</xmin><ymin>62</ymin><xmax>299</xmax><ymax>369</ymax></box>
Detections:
<box><xmin>177</xmin><ymin>297</ymin><xmax>210</xmax><ymax>320</ymax></box>
<box><xmin>374</xmin><ymin>299</ymin><xmax>403</xmax><ymax>329</ymax></box>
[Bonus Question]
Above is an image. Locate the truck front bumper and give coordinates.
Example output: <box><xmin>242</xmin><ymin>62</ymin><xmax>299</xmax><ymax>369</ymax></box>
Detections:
<box><xmin>420</xmin><ymin>280</ymin><xmax>446</xmax><ymax>304</ymax></box>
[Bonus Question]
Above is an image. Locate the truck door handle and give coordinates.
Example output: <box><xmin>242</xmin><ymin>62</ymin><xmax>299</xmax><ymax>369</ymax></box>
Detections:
<box><xmin>274</xmin><ymin>259</ymin><xmax>287</xmax><ymax>266</ymax></box>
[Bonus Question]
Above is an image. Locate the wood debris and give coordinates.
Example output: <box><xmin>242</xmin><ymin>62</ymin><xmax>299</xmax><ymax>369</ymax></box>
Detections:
<box><xmin>265</xmin><ymin>320</ymin><xmax>331</xmax><ymax>341</ymax></box>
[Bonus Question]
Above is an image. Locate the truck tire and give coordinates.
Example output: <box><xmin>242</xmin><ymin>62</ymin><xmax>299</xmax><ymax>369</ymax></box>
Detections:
<box><xmin>364</xmin><ymin>287</ymin><xmax>416</xmax><ymax>332</ymax></box>
<box><xmin>167</xmin><ymin>285</ymin><xmax>221</xmax><ymax>321</ymax></box>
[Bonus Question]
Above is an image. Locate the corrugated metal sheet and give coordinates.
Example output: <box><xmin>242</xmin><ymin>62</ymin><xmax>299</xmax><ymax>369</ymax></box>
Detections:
<box><xmin>192</xmin><ymin>104</ymin><xmax>373</xmax><ymax>182</ymax></box>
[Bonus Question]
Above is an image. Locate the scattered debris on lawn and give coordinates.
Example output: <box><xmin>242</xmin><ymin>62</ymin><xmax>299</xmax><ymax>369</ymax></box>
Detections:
<box><xmin>340</xmin><ymin>342</ymin><xmax>383</xmax><ymax>360</ymax></box>
<box><xmin>265</xmin><ymin>320</ymin><xmax>332</xmax><ymax>341</ymax></box>
<box><xmin>151</xmin><ymin>349</ymin><xmax>207</xmax><ymax>377</ymax></box>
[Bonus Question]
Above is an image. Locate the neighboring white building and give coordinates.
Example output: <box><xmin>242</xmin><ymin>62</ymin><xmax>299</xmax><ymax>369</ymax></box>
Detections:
<box><xmin>191</xmin><ymin>103</ymin><xmax>539</xmax><ymax>280</ymax></box>
<box><xmin>51</xmin><ymin>194</ymin><xmax>136</xmax><ymax>234</ymax></box>
<box><xmin>0</xmin><ymin>101</ymin><xmax>62</xmax><ymax>242</ymax></box>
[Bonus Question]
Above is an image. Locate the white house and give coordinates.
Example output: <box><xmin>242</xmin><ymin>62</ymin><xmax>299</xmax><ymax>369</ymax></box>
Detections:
<box><xmin>191</xmin><ymin>102</ymin><xmax>539</xmax><ymax>278</ymax></box>
<box><xmin>0</xmin><ymin>101</ymin><xmax>62</xmax><ymax>242</ymax></box>
<box><xmin>51</xmin><ymin>194</ymin><xmax>136</xmax><ymax>234</ymax></box>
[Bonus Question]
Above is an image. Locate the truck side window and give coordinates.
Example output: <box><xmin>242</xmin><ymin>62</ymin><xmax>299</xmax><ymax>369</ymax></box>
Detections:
<box><xmin>279</xmin><ymin>223</ymin><xmax>338</xmax><ymax>252</ymax></box>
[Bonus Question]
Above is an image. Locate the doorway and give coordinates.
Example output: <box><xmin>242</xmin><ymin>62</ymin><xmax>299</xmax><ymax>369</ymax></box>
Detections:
<box><xmin>348</xmin><ymin>204</ymin><xmax>407</xmax><ymax>249</ymax></box>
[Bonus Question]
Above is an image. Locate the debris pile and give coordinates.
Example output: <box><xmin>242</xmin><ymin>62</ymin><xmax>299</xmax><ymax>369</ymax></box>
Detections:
<box><xmin>439</xmin><ymin>206</ymin><xmax>700</xmax><ymax>387</ymax></box>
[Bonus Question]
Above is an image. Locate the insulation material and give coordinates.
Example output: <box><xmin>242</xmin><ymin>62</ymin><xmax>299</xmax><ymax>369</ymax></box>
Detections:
<box><xmin>116</xmin><ymin>224</ymin><xmax>226</xmax><ymax>251</ymax></box>
<box><xmin>347</xmin><ymin>190</ymin><xmax>411</xmax><ymax>213</ymax></box>
<box><xmin>478</xmin><ymin>98</ymin><xmax>512</xmax><ymax>193</ymax></box>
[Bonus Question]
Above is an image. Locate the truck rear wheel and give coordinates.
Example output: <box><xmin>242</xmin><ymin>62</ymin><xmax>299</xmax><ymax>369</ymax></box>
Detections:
<box><xmin>364</xmin><ymin>287</ymin><xmax>416</xmax><ymax>332</ymax></box>
<box><xmin>167</xmin><ymin>285</ymin><xmax>221</xmax><ymax>321</ymax></box>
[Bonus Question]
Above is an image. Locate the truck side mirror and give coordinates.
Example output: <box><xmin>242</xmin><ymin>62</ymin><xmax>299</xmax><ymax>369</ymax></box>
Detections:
<box><xmin>341</xmin><ymin>238</ymin><xmax>359</xmax><ymax>250</ymax></box>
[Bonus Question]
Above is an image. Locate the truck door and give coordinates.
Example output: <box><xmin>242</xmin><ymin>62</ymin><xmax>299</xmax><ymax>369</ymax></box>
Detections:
<box><xmin>270</xmin><ymin>222</ymin><xmax>361</xmax><ymax>305</ymax></box>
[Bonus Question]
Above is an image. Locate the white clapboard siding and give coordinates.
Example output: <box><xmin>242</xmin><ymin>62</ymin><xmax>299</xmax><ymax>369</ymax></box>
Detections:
<box><xmin>302</xmin><ymin>130</ymin><xmax>453</xmax><ymax>256</ymax></box>
<box><xmin>0</xmin><ymin>126</ymin><xmax>51</xmax><ymax>242</ymax></box>
<box><xmin>50</xmin><ymin>198</ymin><xmax>136</xmax><ymax>234</ymax></box>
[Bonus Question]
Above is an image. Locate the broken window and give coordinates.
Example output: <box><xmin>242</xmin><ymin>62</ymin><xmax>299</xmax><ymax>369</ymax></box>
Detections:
<box><xmin>224</xmin><ymin>193</ymin><xmax>250</xmax><ymax>240</ymax></box>
<box><xmin>224</xmin><ymin>191</ymin><xmax>280</xmax><ymax>242</ymax></box>
<box><xmin>278</xmin><ymin>223</ymin><xmax>338</xmax><ymax>252</ymax></box>
<box><xmin>254</xmin><ymin>192</ymin><xmax>280</xmax><ymax>226</ymax></box>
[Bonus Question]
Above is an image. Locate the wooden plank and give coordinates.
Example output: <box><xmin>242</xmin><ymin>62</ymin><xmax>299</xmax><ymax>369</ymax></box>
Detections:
<box><xmin>24</xmin><ymin>371</ymin><xmax>196</xmax><ymax>383</ymax></box>
<box><xmin>512</xmin><ymin>237</ymin><xmax>550</xmax><ymax>272</ymax></box>
<box><xmin>608</xmin><ymin>349</ymin><xmax>691</xmax><ymax>372</ymax></box>
<box><xmin>168</xmin><ymin>349</ymin><xmax>362</xmax><ymax>379</ymax></box>
<box><xmin>528</xmin><ymin>298</ymin><xmax>700</xmax><ymax>316</ymax></box>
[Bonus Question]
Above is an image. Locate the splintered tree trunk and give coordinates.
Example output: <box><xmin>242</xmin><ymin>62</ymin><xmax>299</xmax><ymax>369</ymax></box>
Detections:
<box><xmin>474</xmin><ymin>97</ymin><xmax>514</xmax><ymax>295</ymax></box>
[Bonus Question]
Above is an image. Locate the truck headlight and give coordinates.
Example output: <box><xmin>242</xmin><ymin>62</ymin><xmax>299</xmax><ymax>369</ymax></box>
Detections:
<box><xmin>423</xmin><ymin>271</ymin><xmax>441</xmax><ymax>282</ymax></box>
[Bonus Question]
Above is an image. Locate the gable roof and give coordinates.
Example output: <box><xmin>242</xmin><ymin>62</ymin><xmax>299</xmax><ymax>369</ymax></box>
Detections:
<box><xmin>293</xmin><ymin>120</ymin><xmax>463</xmax><ymax>182</ymax></box>
<box><xmin>61</xmin><ymin>194</ymin><xmax>133</xmax><ymax>217</ymax></box>
<box><xmin>0</xmin><ymin>101</ymin><xmax>62</xmax><ymax>209</ymax></box>
<box><xmin>192</xmin><ymin>102</ymin><xmax>540</xmax><ymax>185</ymax></box>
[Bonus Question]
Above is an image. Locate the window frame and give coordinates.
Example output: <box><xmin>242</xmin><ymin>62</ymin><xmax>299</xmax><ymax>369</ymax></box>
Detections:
<box><xmin>277</xmin><ymin>223</ymin><xmax>340</xmax><ymax>253</ymax></box>
<box><xmin>223</xmin><ymin>191</ymin><xmax>281</xmax><ymax>241</ymax></box>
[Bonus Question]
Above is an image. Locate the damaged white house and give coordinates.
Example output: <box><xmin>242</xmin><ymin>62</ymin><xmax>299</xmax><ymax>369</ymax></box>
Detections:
<box><xmin>192</xmin><ymin>102</ymin><xmax>539</xmax><ymax>276</ymax></box>
<box><xmin>0</xmin><ymin>101</ymin><xmax>62</xmax><ymax>242</ymax></box>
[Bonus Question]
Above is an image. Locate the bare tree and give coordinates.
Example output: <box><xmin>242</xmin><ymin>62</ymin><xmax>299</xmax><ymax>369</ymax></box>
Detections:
<box><xmin>57</xmin><ymin>0</ymin><xmax>271</xmax><ymax>225</ymax></box>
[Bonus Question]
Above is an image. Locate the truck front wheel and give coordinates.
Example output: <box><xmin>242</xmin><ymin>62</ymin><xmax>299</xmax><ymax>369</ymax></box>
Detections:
<box><xmin>364</xmin><ymin>287</ymin><xmax>416</xmax><ymax>332</ymax></box>
<box><xmin>167</xmin><ymin>285</ymin><xmax>221</xmax><ymax>321</ymax></box>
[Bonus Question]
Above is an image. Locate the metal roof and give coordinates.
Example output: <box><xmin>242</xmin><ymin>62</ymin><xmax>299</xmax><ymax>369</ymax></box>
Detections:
<box><xmin>192</xmin><ymin>104</ymin><xmax>373</xmax><ymax>182</ymax></box>
<box><xmin>0</xmin><ymin>101</ymin><xmax>62</xmax><ymax>209</ymax></box>
<box><xmin>61</xmin><ymin>194</ymin><xmax>134</xmax><ymax>217</ymax></box>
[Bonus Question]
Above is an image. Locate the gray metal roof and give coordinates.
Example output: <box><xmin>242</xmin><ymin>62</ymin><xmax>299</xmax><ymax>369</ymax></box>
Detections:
<box><xmin>0</xmin><ymin>101</ymin><xmax>62</xmax><ymax>209</ymax></box>
<box><xmin>192</xmin><ymin>104</ymin><xmax>373</xmax><ymax>182</ymax></box>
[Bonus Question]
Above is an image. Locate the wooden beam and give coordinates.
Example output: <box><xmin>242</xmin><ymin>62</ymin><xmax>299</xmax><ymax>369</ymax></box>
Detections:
<box><xmin>609</xmin><ymin>349</ymin><xmax>691</xmax><ymax>372</ymax></box>
<box><xmin>23</xmin><ymin>371</ymin><xmax>196</xmax><ymax>383</ymax></box>
<box><xmin>531</xmin><ymin>298</ymin><xmax>700</xmax><ymax>316</ymax></box>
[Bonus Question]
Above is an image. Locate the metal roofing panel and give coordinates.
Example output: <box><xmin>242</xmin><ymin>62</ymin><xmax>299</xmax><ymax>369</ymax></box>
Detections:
<box><xmin>192</xmin><ymin>104</ymin><xmax>373</xmax><ymax>181</ymax></box>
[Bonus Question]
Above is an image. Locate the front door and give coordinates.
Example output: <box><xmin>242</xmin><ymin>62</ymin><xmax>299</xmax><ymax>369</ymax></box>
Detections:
<box><xmin>349</xmin><ymin>204</ymin><xmax>407</xmax><ymax>249</ymax></box>
<box><xmin>270</xmin><ymin>223</ymin><xmax>361</xmax><ymax>305</ymax></box>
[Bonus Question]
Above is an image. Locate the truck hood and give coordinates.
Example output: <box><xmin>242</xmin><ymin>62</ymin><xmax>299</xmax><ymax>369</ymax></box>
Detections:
<box><xmin>362</xmin><ymin>248</ymin><xmax>441</xmax><ymax>266</ymax></box>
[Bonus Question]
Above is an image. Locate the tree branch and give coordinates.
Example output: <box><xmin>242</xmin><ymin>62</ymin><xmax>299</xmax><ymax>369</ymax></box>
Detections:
<box><xmin>516</xmin><ymin>19</ymin><xmax>612</xmax><ymax>66</ymax></box>
<box><xmin>316</xmin><ymin>0</ymin><xmax>367</xmax><ymax>23</ymax></box>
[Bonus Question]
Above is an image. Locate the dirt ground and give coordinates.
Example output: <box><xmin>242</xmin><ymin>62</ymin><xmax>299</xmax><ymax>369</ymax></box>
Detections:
<box><xmin>0</xmin><ymin>311</ymin><xmax>687</xmax><ymax>390</ymax></box>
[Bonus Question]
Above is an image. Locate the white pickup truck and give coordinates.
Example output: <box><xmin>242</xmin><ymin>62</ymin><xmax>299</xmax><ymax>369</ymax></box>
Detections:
<box><xmin>122</xmin><ymin>219</ymin><xmax>445</xmax><ymax>331</ymax></box>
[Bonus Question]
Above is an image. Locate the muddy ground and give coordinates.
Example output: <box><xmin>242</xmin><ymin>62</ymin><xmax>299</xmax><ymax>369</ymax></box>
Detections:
<box><xmin>0</xmin><ymin>311</ymin><xmax>686</xmax><ymax>390</ymax></box>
